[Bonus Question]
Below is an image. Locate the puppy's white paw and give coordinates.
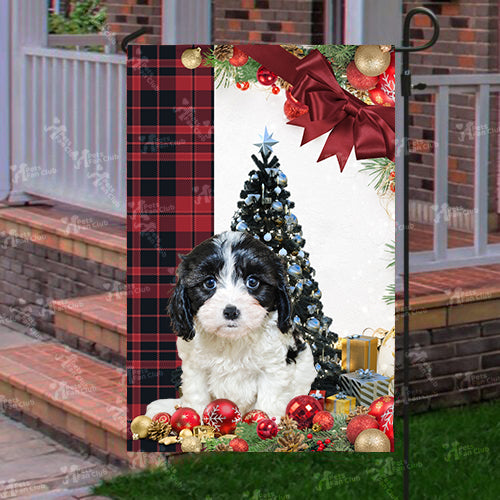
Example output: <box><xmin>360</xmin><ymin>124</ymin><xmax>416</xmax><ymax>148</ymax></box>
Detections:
<box><xmin>145</xmin><ymin>398</ymin><xmax>181</xmax><ymax>419</ymax></box>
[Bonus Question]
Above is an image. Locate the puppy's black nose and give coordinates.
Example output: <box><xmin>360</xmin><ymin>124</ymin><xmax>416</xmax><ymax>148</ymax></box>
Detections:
<box><xmin>223</xmin><ymin>305</ymin><xmax>240</xmax><ymax>320</ymax></box>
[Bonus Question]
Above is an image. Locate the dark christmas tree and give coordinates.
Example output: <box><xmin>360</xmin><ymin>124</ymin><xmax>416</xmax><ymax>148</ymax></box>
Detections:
<box><xmin>230</xmin><ymin>129</ymin><xmax>343</xmax><ymax>394</ymax></box>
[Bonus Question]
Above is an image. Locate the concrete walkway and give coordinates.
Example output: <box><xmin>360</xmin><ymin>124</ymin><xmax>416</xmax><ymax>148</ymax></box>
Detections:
<box><xmin>0</xmin><ymin>323</ymin><xmax>118</xmax><ymax>499</ymax></box>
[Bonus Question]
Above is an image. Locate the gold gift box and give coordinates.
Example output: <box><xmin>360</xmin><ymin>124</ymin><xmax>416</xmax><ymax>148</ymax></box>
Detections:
<box><xmin>341</xmin><ymin>335</ymin><xmax>378</xmax><ymax>372</ymax></box>
<box><xmin>325</xmin><ymin>393</ymin><xmax>356</xmax><ymax>414</ymax></box>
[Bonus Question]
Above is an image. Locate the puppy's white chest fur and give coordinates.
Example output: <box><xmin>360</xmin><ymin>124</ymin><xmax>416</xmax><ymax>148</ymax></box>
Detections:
<box><xmin>177</xmin><ymin>314</ymin><xmax>316</xmax><ymax>417</ymax></box>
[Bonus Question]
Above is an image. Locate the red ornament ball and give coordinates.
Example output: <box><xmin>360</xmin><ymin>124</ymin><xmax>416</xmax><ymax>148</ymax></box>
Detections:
<box><xmin>229</xmin><ymin>437</ymin><xmax>249</xmax><ymax>452</ymax></box>
<box><xmin>346</xmin><ymin>415</ymin><xmax>378</xmax><ymax>444</ymax></box>
<box><xmin>346</xmin><ymin>61</ymin><xmax>379</xmax><ymax>90</ymax></box>
<box><xmin>257</xmin><ymin>65</ymin><xmax>277</xmax><ymax>86</ymax></box>
<box><xmin>271</xmin><ymin>84</ymin><xmax>280</xmax><ymax>95</ymax></box>
<box><xmin>312</xmin><ymin>411</ymin><xmax>335</xmax><ymax>431</ymax></box>
<box><xmin>369</xmin><ymin>87</ymin><xmax>394</xmax><ymax>107</ymax></box>
<box><xmin>229</xmin><ymin>47</ymin><xmax>249</xmax><ymax>67</ymax></box>
<box><xmin>256</xmin><ymin>418</ymin><xmax>279</xmax><ymax>440</ymax></box>
<box><xmin>284</xmin><ymin>89</ymin><xmax>309</xmax><ymax>121</ymax></box>
<box><xmin>203</xmin><ymin>399</ymin><xmax>242</xmax><ymax>435</ymax></box>
<box><xmin>379</xmin><ymin>404</ymin><xmax>394</xmax><ymax>452</ymax></box>
<box><xmin>170</xmin><ymin>407</ymin><xmax>201</xmax><ymax>434</ymax></box>
<box><xmin>152</xmin><ymin>412</ymin><xmax>171</xmax><ymax>425</ymax></box>
<box><xmin>236</xmin><ymin>81</ymin><xmax>249</xmax><ymax>91</ymax></box>
<box><xmin>368</xmin><ymin>396</ymin><xmax>394</xmax><ymax>422</ymax></box>
<box><xmin>285</xmin><ymin>395</ymin><xmax>322</xmax><ymax>430</ymax></box>
<box><xmin>242</xmin><ymin>409</ymin><xmax>269</xmax><ymax>425</ymax></box>
<box><xmin>376</xmin><ymin>54</ymin><xmax>395</xmax><ymax>105</ymax></box>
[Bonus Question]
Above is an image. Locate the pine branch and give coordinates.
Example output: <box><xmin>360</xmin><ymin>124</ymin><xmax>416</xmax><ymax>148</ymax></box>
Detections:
<box><xmin>383</xmin><ymin>283</ymin><xmax>396</xmax><ymax>305</ymax></box>
<box><xmin>385</xmin><ymin>240</ymin><xmax>395</xmax><ymax>269</ymax></box>
<box><xmin>203</xmin><ymin>416</ymin><xmax>355</xmax><ymax>453</ymax></box>
<box><xmin>359</xmin><ymin>158</ymin><xmax>395</xmax><ymax>195</ymax></box>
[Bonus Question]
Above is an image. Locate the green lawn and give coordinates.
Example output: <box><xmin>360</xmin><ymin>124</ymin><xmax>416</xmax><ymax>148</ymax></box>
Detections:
<box><xmin>95</xmin><ymin>400</ymin><xmax>499</xmax><ymax>499</ymax></box>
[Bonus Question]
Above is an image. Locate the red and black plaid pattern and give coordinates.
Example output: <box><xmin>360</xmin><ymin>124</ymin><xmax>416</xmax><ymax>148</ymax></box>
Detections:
<box><xmin>127</xmin><ymin>45</ymin><xmax>213</xmax><ymax>451</ymax></box>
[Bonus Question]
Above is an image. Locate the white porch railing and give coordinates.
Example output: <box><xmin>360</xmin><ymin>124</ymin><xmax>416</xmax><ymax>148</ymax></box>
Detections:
<box><xmin>399</xmin><ymin>73</ymin><xmax>500</xmax><ymax>273</ymax></box>
<box><xmin>9</xmin><ymin>0</ymin><xmax>126</xmax><ymax>217</ymax></box>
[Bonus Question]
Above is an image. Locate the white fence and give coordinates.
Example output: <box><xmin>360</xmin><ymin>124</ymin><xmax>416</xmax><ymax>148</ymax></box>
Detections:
<box><xmin>399</xmin><ymin>73</ymin><xmax>500</xmax><ymax>272</ymax></box>
<box><xmin>9</xmin><ymin>0</ymin><xmax>126</xmax><ymax>217</ymax></box>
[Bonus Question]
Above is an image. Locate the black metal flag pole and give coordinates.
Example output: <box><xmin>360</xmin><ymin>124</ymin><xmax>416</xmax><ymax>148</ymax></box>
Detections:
<box><xmin>395</xmin><ymin>7</ymin><xmax>439</xmax><ymax>500</ymax></box>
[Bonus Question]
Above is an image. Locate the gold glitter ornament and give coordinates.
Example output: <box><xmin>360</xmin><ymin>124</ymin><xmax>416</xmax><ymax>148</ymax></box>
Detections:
<box><xmin>181</xmin><ymin>47</ymin><xmax>202</xmax><ymax>69</ymax></box>
<box><xmin>354</xmin><ymin>428</ymin><xmax>391</xmax><ymax>452</ymax></box>
<box><xmin>181</xmin><ymin>435</ymin><xmax>202</xmax><ymax>453</ymax></box>
<box><xmin>179</xmin><ymin>428</ymin><xmax>193</xmax><ymax>438</ymax></box>
<box><xmin>354</xmin><ymin>45</ymin><xmax>391</xmax><ymax>77</ymax></box>
<box><xmin>130</xmin><ymin>415</ymin><xmax>152</xmax><ymax>440</ymax></box>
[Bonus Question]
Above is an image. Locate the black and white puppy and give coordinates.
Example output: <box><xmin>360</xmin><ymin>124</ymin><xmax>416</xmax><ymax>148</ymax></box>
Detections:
<box><xmin>146</xmin><ymin>231</ymin><xmax>316</xmax><ymax>418</ymax></box>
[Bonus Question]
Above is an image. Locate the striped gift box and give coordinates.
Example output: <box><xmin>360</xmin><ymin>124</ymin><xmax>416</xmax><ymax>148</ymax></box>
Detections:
<box><xmin>339</xmin><ymin>370</ymin><xmax>390</xmax><ymax>407</ymax></box>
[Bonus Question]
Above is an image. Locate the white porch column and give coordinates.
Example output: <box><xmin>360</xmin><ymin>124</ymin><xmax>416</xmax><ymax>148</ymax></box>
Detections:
<box><xmin>9</xmin><ymin>0</ymin><xmax>47</xmax><ymax>202</ymax></box>
<box><xmin>0</xmin><ymin>1</ymin><xmax>10</xmax><ymax>200</ymax></box>
<box><xmin>344</xmin><ymin>0</ymin><xmax>401</xmax><ymax>44</ymax></box>
<box><xmin>162</xmin><ymin>0</ymin><xmax>212</xmax><ymax>44</ymax></box>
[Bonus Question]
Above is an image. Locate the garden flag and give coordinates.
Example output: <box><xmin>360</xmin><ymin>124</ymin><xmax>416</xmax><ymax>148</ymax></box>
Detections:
<box><xmin>127</xmin><ymin>44</ymin><xmax>396</xmax><ymax>454</ymax></box>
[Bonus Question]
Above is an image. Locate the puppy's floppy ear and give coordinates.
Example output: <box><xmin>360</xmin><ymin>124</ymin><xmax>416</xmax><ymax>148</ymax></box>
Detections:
<box><xmin>275</xmin><ymin>259</ymin><xmax>292</xmax><ymax>333</ymax></box>
<box><xmin>168</xmin><ymin>270</ymin><xmax>195</xmax><ymax>341</ymax></box>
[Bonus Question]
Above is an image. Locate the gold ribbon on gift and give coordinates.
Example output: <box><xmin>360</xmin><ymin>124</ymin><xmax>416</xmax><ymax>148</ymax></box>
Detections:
<box><xmin>362</xmin><ymin>326</ymin><xmax>395</xmax><ymax>349</ymax></box>
<box><xmin>341</xmin><ymin>335</ymin><xmax>378</xmax><ymax>372</ymax></box>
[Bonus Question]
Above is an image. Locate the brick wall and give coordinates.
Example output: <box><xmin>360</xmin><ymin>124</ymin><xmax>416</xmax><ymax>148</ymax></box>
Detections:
<box><xmin>102</xmin><ymin>0</ymin><xmax>162</xmax><ymax>44</ymax></box>
<box><xmin>395</xmin><ymin>321</ymin><xmax>500</xmax><ymax>414</ymax></box>
<box><xmin>213</xmin><ymin>0</ymin><xmax>324</xmax><ymax>44</ymax></box>
<box><xmin>404</xmin><ymin>0</ymin><xmax>499</xmax><ymax>221</ymax></box>
<box><xmin>0</xmin><ymin>237</ymin><xmax>125</xmax><ymax>337</ymax></box>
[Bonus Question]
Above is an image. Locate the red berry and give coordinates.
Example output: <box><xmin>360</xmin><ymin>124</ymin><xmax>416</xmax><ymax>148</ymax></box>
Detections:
<box><xmin>390</xmin><ymin>182</ymin><xmax>395</xmax><ymax>192</ymax></box>
<box><xmin>236</xmin><ymin>81</ymin><xmax>249</xmax><ymax>91</ymax></box>
<box><xmin>272</xmin><ymin>84</ymin><xmax>280</xmax><ymax>95</ymax></box>
<box><xmin>307</xmin><ymin>433</ymin><xmax>313</xmax><ymax>439</ymax></box>
<box><xmin>389</xmin><ymin>171</ymin><xmax>395</xmax><ymax>179</ymax></box>
<box><xmin>316</xmin><ymin>440</ymin><xmax>322</xmax><ymax>445</ymax></box>
<box><xmin>325</xmin><ymin>438</ymin><xmax>331</xmax><ymax>444</ymax></box>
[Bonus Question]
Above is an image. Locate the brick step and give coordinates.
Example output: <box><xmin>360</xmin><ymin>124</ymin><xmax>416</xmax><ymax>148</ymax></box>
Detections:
<box><xmin>0</xmin><ymin>343</ymin><xmax>129</xmax><ymax>463</ymax></box>
<box><xmin>0</xmin><ymin>202</ymin><xmax>126</xmax><ymax>339</ymax></box>
<box><xmin>52</xmin><ymin>293</ymin><xmax>126</xmax><ymax>367</ymax></box>
<box><xmin>0</xmin><ymin>203</ymin><xmax>125</xmax><ymax>270</ymax></box>
<box><xmin>395</xmin><ymin>264</ymin><xmax>500</xmax><ymax>332</ymax></box>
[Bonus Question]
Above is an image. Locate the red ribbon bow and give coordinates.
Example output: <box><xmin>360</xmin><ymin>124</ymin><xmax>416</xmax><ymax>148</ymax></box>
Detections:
<box><xmin>236</xmin><ymin>46</ymin><xmax>395</xmax><ymax>171</ymax></box>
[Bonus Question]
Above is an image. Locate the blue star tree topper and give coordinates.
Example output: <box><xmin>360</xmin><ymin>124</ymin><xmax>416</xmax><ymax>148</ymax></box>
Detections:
<box><xmin>254</xmin><ymin>127</ymin><xmax>279</xmax><ymax>155</ymax></box>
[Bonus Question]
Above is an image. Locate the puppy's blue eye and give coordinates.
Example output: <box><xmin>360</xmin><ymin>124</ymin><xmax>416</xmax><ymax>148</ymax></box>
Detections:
<box><xmin>203</xmin><ymin>277</ymin><xmax>216</xmax><ymax>290</ymax></box>
<box><xmin>246</xmin><ymin>276</ymin><xmax>259</xmax><ymax>289</ymax></box>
